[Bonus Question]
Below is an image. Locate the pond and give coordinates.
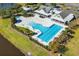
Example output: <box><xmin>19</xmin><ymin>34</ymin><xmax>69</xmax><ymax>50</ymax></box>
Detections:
<box><xmin>0</xmin><ymin>3</ymin><xmax>16</xmax><ymax>9</ymax></box>
<box><xmin>0</xmin><ymin>34</ymin><xmax>24</xmax><ymax>56</ymax></box>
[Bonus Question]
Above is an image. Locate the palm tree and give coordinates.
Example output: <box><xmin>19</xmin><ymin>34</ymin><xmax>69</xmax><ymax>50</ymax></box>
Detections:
<box><xmin>49</xmin><ymin>38</ymin><xmax>60</xmax><ymax>53</ymax></box>
<box><xmin>57</xmin><ymin>45</ymin><xmax>68</xmax><ymax>54</ymax></box>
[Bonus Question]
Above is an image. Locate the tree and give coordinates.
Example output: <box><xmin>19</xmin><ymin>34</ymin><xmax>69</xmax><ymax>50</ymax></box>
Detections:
<box><xmin>57</xmin><ymin>45</ymin><xmax>68</xmax><ymax>54</ymax></box>
<box><xmin>49</xmin><ymin>38</ymin><xmax>60</xmax><ymax>53</ymax></box>
<box><xmin>51</xmin><ymin>3</ymin><xmax>56</xmax><ymax>7</ymax></box>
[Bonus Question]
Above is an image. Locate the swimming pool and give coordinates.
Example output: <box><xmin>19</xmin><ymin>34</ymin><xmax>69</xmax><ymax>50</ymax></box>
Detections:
<box><xmin>15</xmin><ymin>16</ymin><xmax>22</xmax><ymax>23</ymax></box>
<box><xmin>30</xmin><ymin>22</ymin><xmax>63</xmax><ymax>43</ymax></box>
<box><xmin>15</xmin><ymin>16</ymin><xmax>64</xmax><ymax>45</ymax></box>
<box><xmin>15</xmin><ymin>16</ymin><xmax>20</xmax><ymax>20</ymax></box>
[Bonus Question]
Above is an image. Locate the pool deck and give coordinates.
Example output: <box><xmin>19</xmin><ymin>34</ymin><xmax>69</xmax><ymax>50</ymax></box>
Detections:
<box><xmin>15</xmin><ymin>14</ymin><xmax>67</xmax><ymax>45</ymax></box>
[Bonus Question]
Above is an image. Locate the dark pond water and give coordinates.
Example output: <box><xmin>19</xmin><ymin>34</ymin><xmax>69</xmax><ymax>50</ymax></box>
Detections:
<box><xmin>0</xmin><ymin>3</ymin><xmax>16</xmax><ymax>9</ymax></box>
<box><xmin>0</xmin><ymin>34</ymin><xmax>24</xmax><ymax>56</ymax></box>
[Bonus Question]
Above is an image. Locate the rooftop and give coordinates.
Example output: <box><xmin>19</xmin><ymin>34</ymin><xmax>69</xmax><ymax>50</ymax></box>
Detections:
<box><xmin>60</xmin><ymin>10</ymin><xmax>74</xmax><ymax>19</ymax></box>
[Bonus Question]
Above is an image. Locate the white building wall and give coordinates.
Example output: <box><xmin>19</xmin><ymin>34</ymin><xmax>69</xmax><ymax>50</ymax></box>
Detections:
<box><xmin>64</xmin><ymin>14</ymin><xmax>74</xmax><ymax>22</ymax></box>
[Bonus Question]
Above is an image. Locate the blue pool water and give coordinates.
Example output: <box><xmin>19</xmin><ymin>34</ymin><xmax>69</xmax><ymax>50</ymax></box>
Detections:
<box><xmin>15</xmin><ymin>16</ymin><xmax>20</xmax><ymax>20</ymax></box>
<box><xmin>15</xmin><ymin>16</ymin><xmax>22</xmax><ymax>23</ymax></box>
<box><xmin>30</xmin><ymin>22</ymin><xmax>63</xmax><ymax>43</ymax></box>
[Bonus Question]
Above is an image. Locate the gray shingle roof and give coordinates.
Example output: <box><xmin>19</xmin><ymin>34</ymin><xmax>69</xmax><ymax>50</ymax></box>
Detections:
<box><xmin>43</xmin><ymin>7</ymin><xmax>52</xmax><ymax>13</ymax></box>
<box><xmin>64</xmin><ymin>4</ymin><xmax>79</xmax><ymax>8</ymax></box>
<box><xmin>60</xmin><ymin>10</ymin><xmax>73</xmax><ymax>19</ymax></box>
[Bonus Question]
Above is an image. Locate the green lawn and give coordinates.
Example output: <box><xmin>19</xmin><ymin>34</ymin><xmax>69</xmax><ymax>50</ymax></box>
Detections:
<box><xmin>0</xmin><ymin>18</ymin><xmax>49</xmax><ymax>56</ymax></box>
<box><xmin>64</xmin><ymin>28</ymin><xmax>79</xmax><ymax>56</ymax></box>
